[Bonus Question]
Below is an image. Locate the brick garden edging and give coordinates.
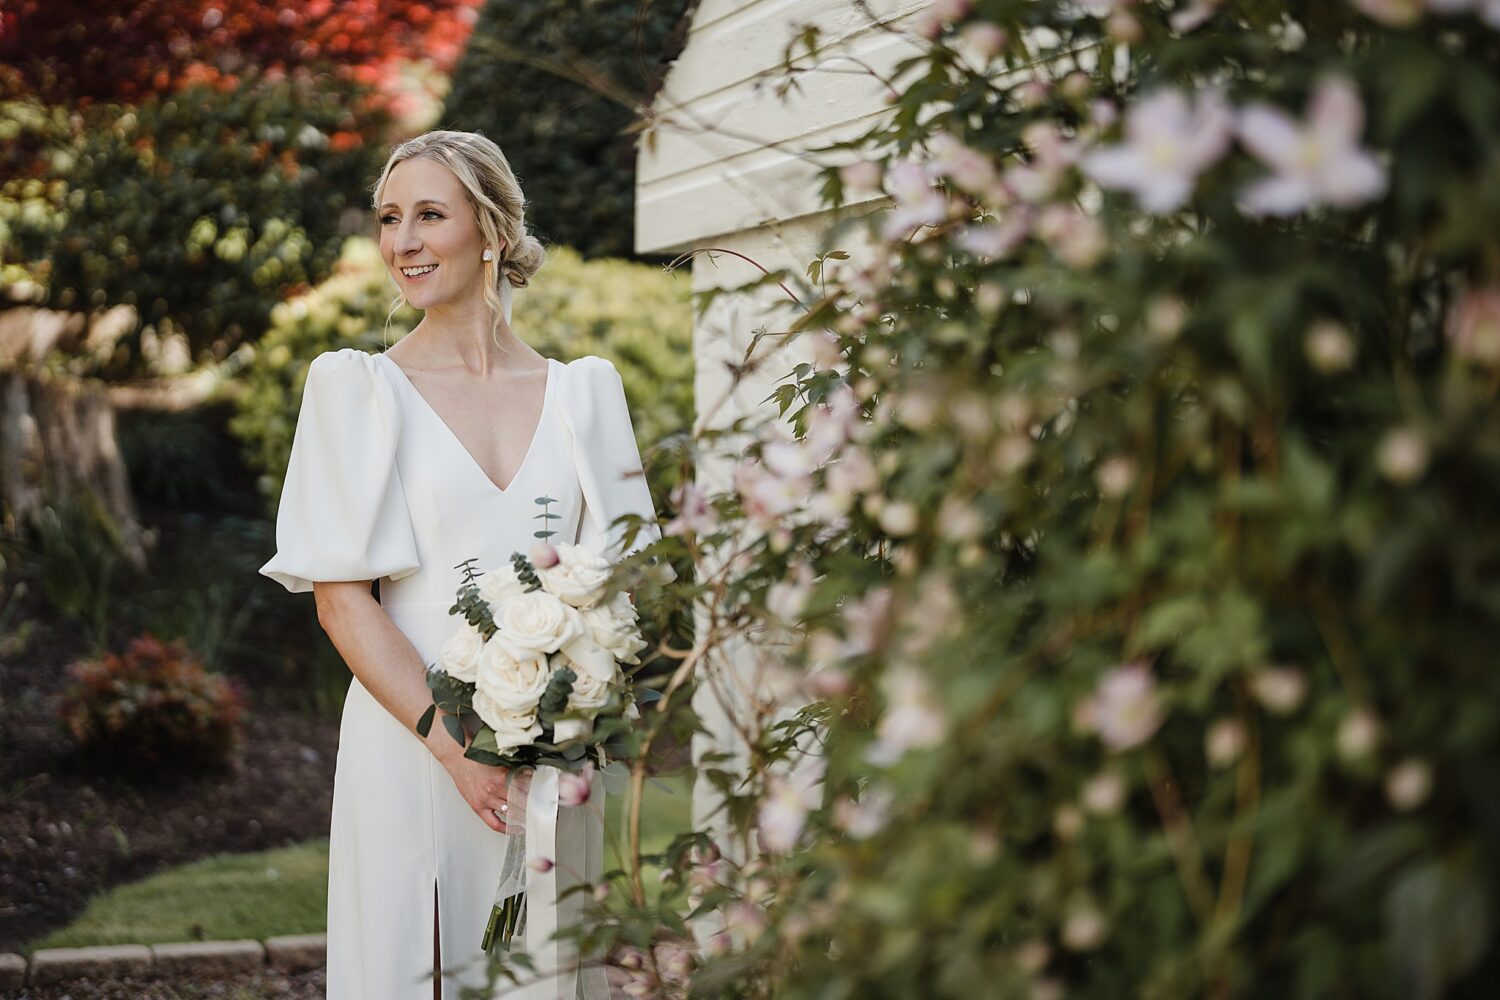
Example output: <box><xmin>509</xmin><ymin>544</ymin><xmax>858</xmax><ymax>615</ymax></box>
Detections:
<box><xmin>0</xmin><ymin>932</ymin><xmax>326</xmax><ymax>989</ymax></box>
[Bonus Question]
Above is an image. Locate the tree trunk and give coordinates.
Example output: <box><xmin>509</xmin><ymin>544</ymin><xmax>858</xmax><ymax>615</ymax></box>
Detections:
<box><xmin>0</xmin><ymin>362</ymin><xmax>149</xmax><ymax>570</ymax></box>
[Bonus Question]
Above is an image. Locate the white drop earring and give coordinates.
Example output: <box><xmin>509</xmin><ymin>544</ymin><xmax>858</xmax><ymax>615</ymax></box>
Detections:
<box><xmin>482</xmin><ymin>248</ymin><xmax>494</xmax><ymax>261</ymax></box>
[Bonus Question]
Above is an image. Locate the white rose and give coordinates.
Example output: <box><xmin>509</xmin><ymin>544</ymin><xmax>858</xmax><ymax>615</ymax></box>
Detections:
<box><xmin>557</xmin><ymin>632</ymin><xmax>617</xmax><ymax>684</ymax></box>
<box><xmin>476</xmin><ymin>637</ymin><xmax>552</xmax><ymax>715</ymax></box>
<box><xmin>580</xmin><ymin>591</ymin><xmax>648</xmax><ymax>665</ymax></box>
<box><xmin>477</xmin><ymin>563</ymin><xmax>529</xmax><ymax>608</ymax></box>
<box><xmin>551</xmin><ymin>716</ymin><xmax>594</xmax><ymax>743</ymax></box>
<box><xmin>439</xmin><ymin>619</ymin><xmax>485</xmax><ymax>684</ymax></box>
<box><xmin>536</xmin><ymin>543</ymin><xmax>613</xmax><ymax>608</ymax></box>
<box><xmin>472</xmin><ymin>689</ymin><xmax>543</xmax><ymax>751</ymax></box>
<box><xmin>491</xmin><ymin>591</ymin><xmax>586</xmax><ymax>656</ymax></box>
<box><xmin>566</xmin><ymin>664</ymin><xmax>615</xmax><ymax>713</ymax></box>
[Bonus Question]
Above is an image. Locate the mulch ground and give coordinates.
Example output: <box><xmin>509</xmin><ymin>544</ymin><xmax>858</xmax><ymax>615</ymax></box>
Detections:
<box><xmin>0</xmin><ymin>609</ymin><xmax>340</xmax><ymax>954</ymax></box>
<box><xmin>6</xmin><ymin>967</ymin><xmax>326</xmax><ymax>999</ymax></box>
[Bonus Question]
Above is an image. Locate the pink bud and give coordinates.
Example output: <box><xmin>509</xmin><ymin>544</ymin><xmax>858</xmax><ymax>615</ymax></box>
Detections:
<box><xmin>529</xmin><ymin>856</ymin><xmax>555</xmax><ymax>873</ymax></box>
<box><xmin>1385</xmin><ymin>758</ymin><xmax>1433</xmax><ymax>812</ymax></box>
<box><xmin>530</xmin><ymin>540</ymin><xmax>560</xmax><ymax>569</ymax></box>
<box><xmin>806</xmin><ymin>666</ymin><xmax>853</xmax><ymax>698</ymax></box>
<box><xmin>839</xmin><ymin>160</ymin><xmax>884</xmax><ymax>192</ymax></box>
<box><xmin>559</xmin><ymin>762</ymin><xmax>594</xmax><ymax>807</ymax></box>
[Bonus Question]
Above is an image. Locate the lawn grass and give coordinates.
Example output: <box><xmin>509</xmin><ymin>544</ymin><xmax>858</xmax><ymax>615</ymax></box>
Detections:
<box><xmin>29</xmin><ymin>768</ymin><xmax>697</xmax><ymax>951</ymax></box>
<box><xmin>603</xmin><ymin>767</ymin><xmax>695</xmax><ymax>903</ymax></box>
<box><xmin>28</xmin><ymin>840</ymin><xmax>329</xmax><ymax>954</ymax></box>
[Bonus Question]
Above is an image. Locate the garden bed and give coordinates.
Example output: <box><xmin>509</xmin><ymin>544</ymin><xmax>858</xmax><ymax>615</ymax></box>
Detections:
<box><xmin>0</xmin><ymin>610</ymin><xmax>340</xmax><ymax>954</ymax></box>
<box><xmin>10</xmin><ymin>966</ymin><xmax>326</xmax><ymax>999</ymax></box>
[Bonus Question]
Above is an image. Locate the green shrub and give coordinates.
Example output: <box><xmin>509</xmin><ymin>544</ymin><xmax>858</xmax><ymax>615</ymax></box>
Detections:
<box><xmin>1</xmin><ymin>69</ymin><xmax>390</xmax><ymax>375</ymax></box>
<box><xmin>118</xmin><ymin>404</ymin><xmax>261</xmax><ymax>515</ymax></box>
<box><xmin>22</xmin><ymin>497</ymin><xmax>129</xmax><ymax>649</ymax></box>
<box><xmin>58</xmin><ymin>632</ymin><xmax>246</xmax><ymax>776</ymax></box>
<box><xmin>442</xmin><ymin>0</ymin><xmax>692</xmax><ymax>257</ymax></box>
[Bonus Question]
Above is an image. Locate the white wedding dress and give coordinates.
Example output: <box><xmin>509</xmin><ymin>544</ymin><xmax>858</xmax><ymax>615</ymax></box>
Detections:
<box><xmin>259</xmin><ymin>345</ymin><xmax>661</xmax><ymax>999</ymax></box>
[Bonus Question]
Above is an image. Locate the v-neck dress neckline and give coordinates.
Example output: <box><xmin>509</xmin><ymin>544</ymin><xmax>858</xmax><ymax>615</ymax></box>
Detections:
<box><xmin>376</xmin><ymin>352</ymin><xmax>556</xmax><ymax>497</ymax></box>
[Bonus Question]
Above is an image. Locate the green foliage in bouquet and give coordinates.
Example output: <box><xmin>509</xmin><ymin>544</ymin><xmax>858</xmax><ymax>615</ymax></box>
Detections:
<box><xmin>57</xmin><ymin>632</ymin><xmax>246</xmax><ymax>776</ymax></box>
<box><xmin>450</xmin><ymin>558</ymin><xmax>499</xmax><ymax>639</ymax></box>
<box><xmin>536</xmin><ymin>666</ymin><xmax>578</xmax><ymax>728</ymax></box>
<box><xmin>558</xmin><ymin>2</ymin><xmax>1500</xmax><ymax>999</ymax></box>
<box><xmin>419</xmin><ymin>498</ymin><xmax>642</xmax><ymax>774</ymax></box>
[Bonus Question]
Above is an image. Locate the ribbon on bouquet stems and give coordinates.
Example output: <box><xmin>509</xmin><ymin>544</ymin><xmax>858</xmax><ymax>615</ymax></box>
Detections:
<box><xmin>483</xmin><ymin>762</ymin><xmax>619</xmax><ymax>999</ymax></box>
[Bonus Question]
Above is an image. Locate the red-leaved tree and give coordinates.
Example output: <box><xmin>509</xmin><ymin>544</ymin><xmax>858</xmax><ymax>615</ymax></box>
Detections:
<box><xmin>0</xmin><ymin>0</ymin><xmax>482</xmax><ymax>110</ymax></box>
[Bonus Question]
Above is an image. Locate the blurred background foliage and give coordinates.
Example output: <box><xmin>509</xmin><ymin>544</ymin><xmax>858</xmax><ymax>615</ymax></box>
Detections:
<box><xmin>0</xmin><ymin>0</ymin><xmax>489</xmax><ymax>376</ymax></box>
<box><xmin>2</xmin><ymin>75</ymin><xmax>390</xmax><ymax>375</ymax></box>
<box><xmin>0</xmin><ymin>0</ymin><xmax>483</xmax><ymax>108</ymax></box>
<box><xmin>443</xmin><ymin>0</ymin><xmax>694</xmax><ymax>258</ymax></box>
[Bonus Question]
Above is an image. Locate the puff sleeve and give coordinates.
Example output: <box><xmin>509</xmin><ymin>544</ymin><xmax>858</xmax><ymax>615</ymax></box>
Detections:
<box><xmin>258</xmin><ymin>348</ymin><xmax>421</xmax><ymax>594</ymax></box>
<box><xmin>559</xmin><ymin>355</ymin><xmax>671</xmax><ymax>572</ymax></box>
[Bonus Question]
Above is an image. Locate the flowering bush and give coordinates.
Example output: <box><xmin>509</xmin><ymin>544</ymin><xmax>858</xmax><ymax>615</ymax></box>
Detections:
<box><xmin>57</xmin><ymin>632</ymin><xmax>246</xmax><ymax>775</ymax></box>
<box><xmin>534</xmin><ymin>1</ymin><xmax>1500</xmax><ymax>998</ymax></box>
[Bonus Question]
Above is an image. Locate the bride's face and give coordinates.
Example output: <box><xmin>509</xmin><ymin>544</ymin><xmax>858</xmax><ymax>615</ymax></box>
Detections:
<box><xmin>377</xmin><ymin>158</ymin><xmax>497</xmax><ymax>310</ymax></box>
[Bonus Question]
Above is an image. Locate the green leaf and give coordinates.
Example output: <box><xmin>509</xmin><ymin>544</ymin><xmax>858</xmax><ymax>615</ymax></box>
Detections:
<box><xmin>416</xmin><ymin>703</ymin><xmax>436</xmax><ymax>739</ymax></box>
<box><xmin>464</xmin><ymin>745</ymin><xmax>510</xmax><ymax>767</ymax></box>
<box><xmin>469</xmin><ymin>727</ymin><xmax>499</xmax><ymax>754</ymax></box>
<box><xmin>442</xmin><ymin>713</ymin><xmax>466</xmax><ymax>748</ymax></box>
<box><xmin>538</xmin><ymin>667</ymin><xmax>576</xmax><ymax>724</ymax></box>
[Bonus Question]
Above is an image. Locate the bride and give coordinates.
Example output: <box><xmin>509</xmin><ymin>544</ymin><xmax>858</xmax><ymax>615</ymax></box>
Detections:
<box><xmin>260</xmin><ymin>129</ymin><xmax>664</xmax><ymax>998</ymax></box>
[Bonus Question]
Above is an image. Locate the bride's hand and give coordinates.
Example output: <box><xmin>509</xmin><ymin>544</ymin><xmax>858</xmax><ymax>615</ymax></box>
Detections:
<box><xmin>443</xmin><ymin>755</ymin><xmax>524</xmax><ymax>834</ymax></box>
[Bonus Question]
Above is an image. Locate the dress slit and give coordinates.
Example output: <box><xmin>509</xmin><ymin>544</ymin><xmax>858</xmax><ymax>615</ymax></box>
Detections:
<box><xmin>433</xmin><ymin>879</ymin><xmax>442</xmax><ymax>998</ymax></box>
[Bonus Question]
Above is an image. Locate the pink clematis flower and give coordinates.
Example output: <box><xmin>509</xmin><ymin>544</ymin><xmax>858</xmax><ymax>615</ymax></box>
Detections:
<box><xmin>881</xmin><ymin>158</ymin><xmax>949</xmax><ymax>238</ymax></box>
<box><xmin>1080</xmin><ymin>87</ymin><xmax>1234</xmax><ymax>212</ymax></box>
<box><xmin>665</xmin><ymin>480</ymin><xmax>718</xmax><ymax>537</ymax></box>
<box><xmin>756</xmin><ymin>757</ymin><xmax>827</xmax><ymax>853</ymax></box>
<box><xmin>1236</xmin><ymin>76</ymin><xmax>1387</xmax><ymax>216</ymax></box>
<box><xmin>1447</xmin><ymin>287</ymin><xmax>1500</xmax><ymax>367</ymax></box>
<box><xmin>866</xmin><ymin>664</ymin><xmax>948</xmax><ymax>765</ymax></box>
<box><xmin>929</xmin><ymin>130</ymin><xmax>1004</xmax><ymax>203</ymax></box>
<box><xmin>957</xmin><ymin>213</ymin><xmax>1032</xmax><ymax>261</ymax></box>
<box><xmin>734</xmin><ymin>458</ymin><xmax>808</xmax><ymax>530</ymax></box>
<box><xmin>1077</xmin><ymin>662</ymin><xmax>1165</xmax><ymax>752</ymax></box>
<box><xmin>1004</xmin><ymin>122</ymin><xmax>1082</xmax><ymax>204</ymax></box>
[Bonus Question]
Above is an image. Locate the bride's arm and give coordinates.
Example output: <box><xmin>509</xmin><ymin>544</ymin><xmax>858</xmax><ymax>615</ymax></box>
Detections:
<box><xmin>314</xmin><ymin>580</ymin><xmax>516</xmax><ymax>833</ymax></box>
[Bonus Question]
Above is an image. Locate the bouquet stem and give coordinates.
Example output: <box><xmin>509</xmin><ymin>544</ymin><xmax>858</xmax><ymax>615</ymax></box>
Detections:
<box><xmin>482</xmin><ymin>892</ymin><xmax>526</xmax><ymax>952</ymax></box>
<box><xmin>483</xmin><ymin>816</ymin><xmax>530</xmax><ymax>953</ymax></box>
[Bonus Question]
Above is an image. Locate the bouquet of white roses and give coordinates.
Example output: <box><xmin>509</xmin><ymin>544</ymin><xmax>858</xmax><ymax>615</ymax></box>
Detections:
<box><xmin>416</xmin><ymin>496</ymin><xmax>649</xmax><ymax>952</ymax></box>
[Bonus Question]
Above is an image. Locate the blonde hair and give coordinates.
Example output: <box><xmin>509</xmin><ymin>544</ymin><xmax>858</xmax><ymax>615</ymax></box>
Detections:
<box><xmin>371</xmin><ymin>129</ymin><xmax>547</xmax><ymax>350</ymax></box>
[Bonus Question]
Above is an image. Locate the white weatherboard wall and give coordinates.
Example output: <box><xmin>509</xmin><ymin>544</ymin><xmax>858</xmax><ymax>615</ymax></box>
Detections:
<box><xmin>635</xmin><ymin>0</ymin><xmax>931</xmax><ymax>910</ymax></box>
